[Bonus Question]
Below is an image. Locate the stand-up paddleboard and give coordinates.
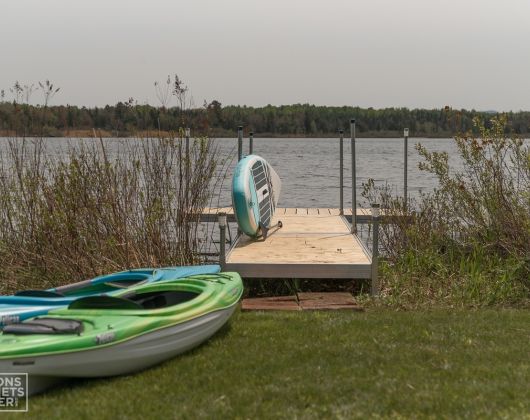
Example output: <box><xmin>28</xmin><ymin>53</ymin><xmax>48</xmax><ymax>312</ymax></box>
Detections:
<box><xmin>232</xmin><ymin>155</ymin><xmax>282</xmax><ymax>238</ymax></box>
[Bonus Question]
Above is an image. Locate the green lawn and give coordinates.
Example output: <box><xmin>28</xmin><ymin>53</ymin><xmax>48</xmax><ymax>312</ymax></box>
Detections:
<box><xmin>17</xmin><ymin>309</ymin><xmax>530</xmax><ymax>419</ymax></box>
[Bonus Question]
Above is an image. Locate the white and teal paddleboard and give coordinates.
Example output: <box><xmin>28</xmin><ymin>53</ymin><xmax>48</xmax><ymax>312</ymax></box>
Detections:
<box><xmin>232</xmin><ymin>155</ymin><xmax>282</xmax><ymax>238</ymax></box>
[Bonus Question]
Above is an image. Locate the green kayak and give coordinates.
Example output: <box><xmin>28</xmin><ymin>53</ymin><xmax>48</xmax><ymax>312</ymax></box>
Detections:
<box><xmin>0</xmin><ymin>272</ymin><xmax>243</xmax><ymax>395</ymax></box>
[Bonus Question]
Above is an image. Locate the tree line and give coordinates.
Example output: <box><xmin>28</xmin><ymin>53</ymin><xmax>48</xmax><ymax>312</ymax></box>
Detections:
<box><xmin>1</xmin><ymin>99</ymin><xmax>529</xmax><ymax>138</ymax></box>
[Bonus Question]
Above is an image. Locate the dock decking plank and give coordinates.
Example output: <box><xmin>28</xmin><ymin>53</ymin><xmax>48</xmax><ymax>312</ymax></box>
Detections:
<box><xmin>225</xmin><ymin>212</ymin><xmax>371</xmax><ymax>279</ymax></box>
<box><xmin>201</xmin><ymin>207</ymin><xmax>376</xmax><ymax>216</ymax></box>
<box><xmin>199</xmin><ymin>207</ymin><xmax>380</xmax><ymax>223</ymax></box>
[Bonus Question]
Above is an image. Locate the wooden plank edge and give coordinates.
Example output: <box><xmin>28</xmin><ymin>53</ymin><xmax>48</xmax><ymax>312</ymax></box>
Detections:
<box><xmin>225</xmin><ymin>263</ymin><xmax>372</xmax><ymax>279</ymax></box>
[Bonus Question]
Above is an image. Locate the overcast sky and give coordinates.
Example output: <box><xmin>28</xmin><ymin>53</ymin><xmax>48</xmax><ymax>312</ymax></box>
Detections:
<box><xmin>1</xmin><ymin>0</ymin><xmax>529</xmax><ymax>110</ymax></box>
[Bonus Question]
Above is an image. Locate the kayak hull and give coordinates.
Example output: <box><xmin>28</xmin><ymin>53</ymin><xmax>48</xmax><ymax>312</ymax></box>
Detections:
<box><xmin>0</xmin><ymin>306</ymin><xmax>236</xmax><ymax>395</ymax></box>
<box><xmin>0</xmin><ymin>273</ymin><xmax>242</xmax><ymax>395</ymax></box>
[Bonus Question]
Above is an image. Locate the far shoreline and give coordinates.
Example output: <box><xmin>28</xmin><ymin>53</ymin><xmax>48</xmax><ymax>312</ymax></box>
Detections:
<box><xmin>0</xmin><ymin>129</ymin><xmax>456</xmax><ymax>139</ymax></box>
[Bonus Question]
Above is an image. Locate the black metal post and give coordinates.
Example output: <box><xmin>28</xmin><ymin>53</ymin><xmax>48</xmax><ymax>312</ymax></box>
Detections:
<box><xmin>371</xmin><ymin>203</ymin><xmax>380</xmax><ymax>296</ymax></box>
<box><xmin>237</xmin><ymin>126</ymin><xmax>243</xmax><ymax>161</ymax></box>
<box><xmin>339</xmin><ymin>129</ymin><xmax>344</xmax><ymax>215</ymax></box>
<box><xmin>185</xmin><ymin>128</ymin><xmax>190</xmax><ymax>211</ymax></box>
<box><xmin>249</xmin><ymin>131</ymin><xmax>254</xmax><ymax>155</ymax></box>
<box><xmin>404</xmin><ymin>128</ymin><xmax>409</xmax><ymax>209</ymax></box>
<box><xmin>218</xmin><ymin>213</ymin><xmax>227</xmax><ymax>270</ymax></box>
<box><xmin>185</xmin><ymin>128</ymin><xmax>190</xmax><ymax>159</ymax></box>
<box><xmin>351</xmin><ymin>119</ymin><xmax>357</xmax><ymax>233</ymax></box>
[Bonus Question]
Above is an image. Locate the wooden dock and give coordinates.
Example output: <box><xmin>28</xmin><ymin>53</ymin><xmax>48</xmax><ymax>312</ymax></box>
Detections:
<box><xmin>216</xmin><ymin>208</ymin><xmax>373</xmax><ymax>279</ymax></box>
<box><xmin>196</xmin><ymin>123</ymin><xmax>397</xmax><ymax>296</ymax></box>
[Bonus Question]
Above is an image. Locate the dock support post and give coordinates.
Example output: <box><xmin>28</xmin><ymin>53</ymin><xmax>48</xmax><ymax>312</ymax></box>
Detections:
<box><xmin>185</xmin><ymin>128</ymin><xmax>190</xmax><ymax>158</ymax></box>
<box><xmin>185</xmin><ymin>128</ymin><xmax>191</xmax><ymax>214</ymax></box>
<box><xmin>249</xmin><ymin>131</ymin><xmax>254</xmax><ymax>155</ymax></box>
<box><xmin>218</xmin><ymin>213</ymin><xmax>227</xmax><ymax>270</ymax></box>
<box><xmin>350</xmin><ymin>119</ymin><xmax>357</xmax><ymax>233</ymax></box>
<box><xmin>371</xmin><ymin>203</ymin><xmax>380</xmax><ymax>296</ymax></box>
<box><xmin>403</xmin><ymin>128</ymin><xmax>409</xmax><ymax>209</ymax></box>
<box><xmin>185</xmin><ymin>127</ymin><xmax>190</xmax><ymax>179</ymax></box>
<box><xmin>339</xmin><ymin>129</ymin><xmax>344</xmax><ymax>215</ymax></box>
<box><xmin>235</xmin><ymin>127</ymin><xmax>243</xmax><ymax>236</ymax></box>
<box><xmin>237</xmin><ymin>126</ymin><xmax>243</xmax><ymax>161</ymax></box>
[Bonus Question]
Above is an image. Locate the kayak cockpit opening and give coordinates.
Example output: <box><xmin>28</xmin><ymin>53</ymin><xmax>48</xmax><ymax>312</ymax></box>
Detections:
<box><xmin>13</xmin><ymin>273</ymin><xmax>154</xmax><ymax>299</ymax></box>
<box><xmin>68</xmin><ymin>290</ymin><xmax>200</xmax><ymax>311</ymax></box>
<box><xmin>103</xmin><ymin>279</ymin><xmax>147</xmax><ymax>289</ymax></box>
<box><xmin>129</xmin><ymin>290</ymin><xmax>200</xmax><ymax>309</ymax></box>
<box><xmin>2</xmin><ymin>318</ymin><xmax>84</xmax><ymax>335</ymax></box>
<box><xmin>14</xmin><ymin>290</ymin><xmax>65</xmax><ymax>298</ymax></box>
<box><xmin>54</xmin><ymin>272</ymin><xmax>156</xmax><ymax>296</ymax></box>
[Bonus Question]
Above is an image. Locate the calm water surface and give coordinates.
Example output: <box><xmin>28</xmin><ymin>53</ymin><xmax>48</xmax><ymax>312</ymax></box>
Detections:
<box><xmin>214</xmin><ymin>137</ymin><xmax>461</xmax><ymax>208</ymax></box>
<box><xmin>1</xmin><ymin>137</ymin><xmax>462</xmax><ymax>208</ymax></box>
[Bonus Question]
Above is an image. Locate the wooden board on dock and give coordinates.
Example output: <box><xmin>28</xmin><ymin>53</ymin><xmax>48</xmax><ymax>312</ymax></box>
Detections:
<box><xmin>225</xmin><ymin>211</ymin><xmax>371</xmax><ymax>279</ymax></box>
<box><xmin>200</xmin><ymin>207</ymin><xmax>376</xmax><ymax>223</ymax></box>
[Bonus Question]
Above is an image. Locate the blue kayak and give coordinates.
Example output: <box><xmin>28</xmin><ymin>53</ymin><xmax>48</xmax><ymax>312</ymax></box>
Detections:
<box><xmin>0</xmin><ymin>265</ymin><xmax>220</xmax><ymax>328</ymax></box>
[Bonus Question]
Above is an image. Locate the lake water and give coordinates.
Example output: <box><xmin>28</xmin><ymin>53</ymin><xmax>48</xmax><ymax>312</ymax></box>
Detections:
<box><xmin>213</xmin><ymin>137</ymin><xmax>461</xmax><ymax>208</ymax></box>
<box><xmin>0</xmin><ymin>136</ymin><xmax>462</xmax><ymax>208</ymax></box>
<box><xmin>0</xmin><ymin>136</ymin><xmax>469</xmax><ymax>252</ymax></box>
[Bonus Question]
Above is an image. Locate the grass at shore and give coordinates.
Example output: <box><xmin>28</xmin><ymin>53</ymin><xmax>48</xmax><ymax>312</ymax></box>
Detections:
<box><xmin>16</xmin><ymin>309</ymin><xmax>529</xmax><ymax>419</ymax></box>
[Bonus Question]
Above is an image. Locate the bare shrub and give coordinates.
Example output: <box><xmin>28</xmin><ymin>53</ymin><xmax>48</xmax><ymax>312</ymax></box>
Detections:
<box><xmin>0</xmin><ymin>133</ymin><xmax>218</xmax><ymax>293</ymax></box>
<box><xmin>363</xmin><ymin>115</ymin><xmax>530</xmax><ymax>307</ymax></box>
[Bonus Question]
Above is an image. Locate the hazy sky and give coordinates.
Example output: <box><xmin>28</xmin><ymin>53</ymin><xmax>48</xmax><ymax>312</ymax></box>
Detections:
<box><xmin>1</xmin><ymin>0</ymin><xmax>529</xmax><ymax>110</ymax></box>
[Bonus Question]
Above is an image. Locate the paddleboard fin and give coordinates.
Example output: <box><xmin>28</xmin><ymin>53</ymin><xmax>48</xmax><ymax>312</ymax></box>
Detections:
<box><xmin>259</xmin><ymin>222</ymin><xmax>269</xmax><ymax>239</ymax></box>
<box><xmin>259</xmin><ymin>220</ymin><xmax>283</xmax><ymax>239</ymax></box>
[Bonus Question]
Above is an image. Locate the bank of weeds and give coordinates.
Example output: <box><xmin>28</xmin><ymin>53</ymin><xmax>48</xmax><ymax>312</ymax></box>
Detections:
<box><xmin>0</xmin><ymin>133</ymin><xmax>220</xmax><ymax>294</ymax></box>
<box><xmin>360</xmin><ymin>116</ymin><xmax>529</xmax><ymax>308</ymax></box>
<box><xmin>0</xmin><ymin>115</ymin><xmax>528</xmax><ymax>308</ymax></box>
